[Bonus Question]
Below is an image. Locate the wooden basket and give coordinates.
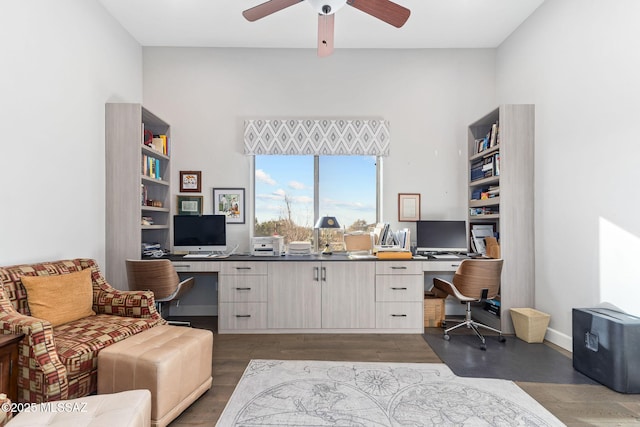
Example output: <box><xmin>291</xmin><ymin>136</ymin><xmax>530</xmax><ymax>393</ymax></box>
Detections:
<box><xmin>424</xmin><ymin>293</ymin><xmax>445</xmax><ymax>327</ymax></box>
<box><xmin>510</xmin><ymin>308</ymin><xmax>550</xmax><ymax>343</ymax></box>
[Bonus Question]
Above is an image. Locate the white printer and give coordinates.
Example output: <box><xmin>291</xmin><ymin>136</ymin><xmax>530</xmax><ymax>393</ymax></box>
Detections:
<box><xmin>251</xmin><ymin>236</ymin><xmax>285</xmax><ymax>256</ymax></box>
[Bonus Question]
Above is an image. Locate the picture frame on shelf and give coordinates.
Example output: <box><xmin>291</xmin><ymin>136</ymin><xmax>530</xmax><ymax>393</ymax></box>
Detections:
<box><xmin>179</xmin><ymin>171</ymin><xmax>201</xmax><ymax>193</ymax></box>
<box><xmin>176</xmin><ymin>195</ymin><xmax>203</xmax><ymax>216</ymax></box>
<box><xmin>213</xmin><ymin>188</ymin><xmax>245</xmax><ymax>224</ymax></box>
<box><xmin>398</xmin><ymin>193</ymin><xmax>421</xmax><ymax>222</ymax></box>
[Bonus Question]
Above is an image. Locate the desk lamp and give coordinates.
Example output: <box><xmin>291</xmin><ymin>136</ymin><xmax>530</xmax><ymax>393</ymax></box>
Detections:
<box><xmin>315</xmin><ymin>216</ymin><xmax>341</xmax><ymax>255</ymax></box>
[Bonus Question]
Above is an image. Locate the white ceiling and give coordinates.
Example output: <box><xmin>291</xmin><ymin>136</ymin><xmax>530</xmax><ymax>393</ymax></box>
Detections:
<box><xmin>97</xmin><ymin>0</ymin><xmax>544</xmax><ymax>49</ymax></box>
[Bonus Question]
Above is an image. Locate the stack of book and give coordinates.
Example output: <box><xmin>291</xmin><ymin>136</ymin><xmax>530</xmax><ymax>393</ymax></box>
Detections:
<box><xmin>473</xmin><ymin>122</ymin><xmax>499</xmax><ymax>154</ymax></box>
<box><xmin>376</xmin><ymin>247</ymin><xmax>412</xmax><ymax>259</ymax></box>
<box><xmin>484</xmin><ymin>299</ymin><xmax>501</xmax><ymax>317</ymax></box>
<box><xmin>470</xmin><ymin>152</ymin><xmax>500</xmax><ymax>181</ymax></box>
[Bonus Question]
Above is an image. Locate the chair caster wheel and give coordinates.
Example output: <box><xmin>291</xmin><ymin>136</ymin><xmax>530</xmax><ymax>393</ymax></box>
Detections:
<box><xmin>499</xmin><ymin>336</ymin><xmax>506</xmax><ymax>343</ymax></box>
<box><xmin>480</xmin><ymin>344</ymin><xmax>487</xmax><ymax>351</ymax></box>
<box><xmin>443</xmin><ymin>334</ymin><xmax>450</xmax><ymax>341</ymax></box>
<box><xmin>441</xmin><ymin>321</ymin><xmax>447</xmax><ymax>328</ymax></box>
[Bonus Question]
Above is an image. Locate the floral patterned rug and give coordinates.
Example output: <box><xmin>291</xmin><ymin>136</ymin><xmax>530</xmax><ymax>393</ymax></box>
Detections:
<box><xmin>216</xmin><ymin>359</ymin><xmax>564</xmax><ymax>426</ymax></box>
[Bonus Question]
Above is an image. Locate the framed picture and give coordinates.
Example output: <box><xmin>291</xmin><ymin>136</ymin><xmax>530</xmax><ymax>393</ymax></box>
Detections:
<box><xmin>176</xmin><ymin>195</ymin><xmax>203</xmax><ymax>216</ymax></box>
<box><xmin>398</xmin><ymin>193</ymin><xmax>421</xmax><ymax>222</ymax></box>
<box><xmin>179</xmin><ymin>171</ymin><xmax>201</xmax><ymax>193</ymax></box>
<box><xmin>213</xmin><ymin>188</ymin><xmax>245</xmax><ymax>224</ymax></box>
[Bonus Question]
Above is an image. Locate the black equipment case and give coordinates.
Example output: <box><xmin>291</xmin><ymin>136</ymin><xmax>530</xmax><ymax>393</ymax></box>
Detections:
<box><xmin>572</xmin><ymin>307</ymin><xmax>640</xmax><ymax>393</ymax></box>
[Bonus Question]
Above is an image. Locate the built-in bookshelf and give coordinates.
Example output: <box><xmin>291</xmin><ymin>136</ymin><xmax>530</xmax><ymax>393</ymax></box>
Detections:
<box><xmin>106</xmin><ymin>103</ymin><xmax>171</xmax><ymax>290</ymax></box>
<box><xmin>467</xmin><ymin>105</ymin><xmax>535</xmax><ymax>334</ymax></box>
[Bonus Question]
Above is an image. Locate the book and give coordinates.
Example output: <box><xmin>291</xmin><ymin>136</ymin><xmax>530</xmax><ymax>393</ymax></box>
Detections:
<box><xmin>376</xmin><ymin>251</ymin><xmax>412</xmax><ymax>259</ymax></box>
<box><xmin>489</xmin><ymin>123</ymin><xmax>498</xmax><ymax>147</ymax></box>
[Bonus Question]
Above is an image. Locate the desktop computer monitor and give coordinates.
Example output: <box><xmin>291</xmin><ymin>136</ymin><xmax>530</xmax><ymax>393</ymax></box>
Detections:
<box><xmin>173</xmin><ymin>215</ymin><xmax>227</xmax><ymax>253</ymax></box>
<box><xmin>416</xmin><ymin>220</ymin><xmax>468</xmax><ymax>254</ymax></box>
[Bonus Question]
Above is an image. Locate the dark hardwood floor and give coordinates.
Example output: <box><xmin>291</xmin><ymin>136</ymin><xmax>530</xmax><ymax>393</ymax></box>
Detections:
<box><xmin>169</xmin><ymin>317</ymin><xmax>640</xmax><ymax>426</ymax></box>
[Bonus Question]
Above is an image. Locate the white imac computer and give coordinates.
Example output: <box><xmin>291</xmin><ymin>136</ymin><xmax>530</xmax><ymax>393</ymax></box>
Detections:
<box><xmin>416</xmin><ymin>220</ymin><xmax>468</xmax><ymax>255</ymax></box>
<box><xmin>173</xmin><ymin>215</ymin><xmax>227</xmax><ymax>255</ymax></box>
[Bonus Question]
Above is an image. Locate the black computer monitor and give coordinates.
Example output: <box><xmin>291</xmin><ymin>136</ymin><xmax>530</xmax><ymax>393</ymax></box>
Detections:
<box><xmin>416</xmin><ymin>220</ymin><xmax>468</xmax><ymax>253</ymax></box>
<box><xmin>173</xmin><ymin>215</ymin><xmax>227</xmax><ymax>253</ymax></box>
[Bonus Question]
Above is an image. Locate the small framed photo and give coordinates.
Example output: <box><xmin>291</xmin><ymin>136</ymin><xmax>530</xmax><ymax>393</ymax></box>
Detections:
<box><xmin>398</xmin><ymin>193</ymin><xmax>421</xmax><ymax>222</ymax></box>
<box><xmin>176</xmin><ymin>195</ymin><xmax>203</xmax><ymax>216</ymax></box>
<box><xmin>179</xmin><ymin>171</ymin><xmax>201</xmax><ymax>193</ymax></box>
<box><xmin>213</xmin><ymin>188</ymin><xmax>245</xmax><ymax>224</ymax></box>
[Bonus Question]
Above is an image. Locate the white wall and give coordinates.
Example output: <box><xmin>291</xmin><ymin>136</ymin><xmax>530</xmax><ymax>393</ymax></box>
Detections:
<box><xmin>497</xmin><ymin>0</ymin><xmax>640</xmax><ymax>349</ymax></box>
<box><xmin>143</xmin><ymin>47</ymin><xmax>497</xmax><ymax>255</ymax></box>
<box><xmin>0</xmin><ymin>0</ymin><xmax>142</xmax><ymax>268</ymax></box>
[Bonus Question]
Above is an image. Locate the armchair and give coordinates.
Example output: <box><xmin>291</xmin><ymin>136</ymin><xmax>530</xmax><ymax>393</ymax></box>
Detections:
<box><xmin>0</xmin><ymin>258</ymin><xmax>166</xmax><ymax>403</ymax></box>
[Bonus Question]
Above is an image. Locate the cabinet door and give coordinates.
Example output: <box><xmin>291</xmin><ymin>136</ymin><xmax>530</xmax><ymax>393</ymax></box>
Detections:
<box><xmin>268</xmin><ymin>262</ymin><xmax>321</xmax><ymax>329</ymax></box>
<box><xmin>322</xmin><ymin>261</ymin><xmax>375</xmax><ymax>329</ymax></box>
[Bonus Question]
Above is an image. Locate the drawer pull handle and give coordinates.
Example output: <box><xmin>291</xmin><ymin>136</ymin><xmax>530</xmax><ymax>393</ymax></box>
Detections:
<box><xmin>235</xmin><ymin>267</ymin><xmax>252</xmax><ymax>270</ymax></box>
<box><xmin>391</xmin><ymin>314</ymin><xmax>407</xmax><ymax>317</ymax></box>
<box><xmin>235</xmin><ymin>287</ymin><xmax>252</xmax><ymax>291</ymax></box>
<box><xmin>235</xmin><ymin>314</ymin><xmax>251</xmax><ymax>318</ymax></box>
<box><xmin>391</xmin><ymin>266</ymin><xmax>407</xmax><ymax>270</ymax></box>
<box><xmin>174</xmin><ymin>265</ymin><xmax>191</xmax><ymax>268</ymax></box>
<box><xmin>391</xmin><ymin>287</ymin><xmax>408</xmax><ymax>290</ymax></box>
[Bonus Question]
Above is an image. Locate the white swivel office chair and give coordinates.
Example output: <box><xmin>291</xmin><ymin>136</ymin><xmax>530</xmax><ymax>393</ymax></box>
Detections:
<box><xmin>432</xmin><ymin>258</ymin><xmax>505</xmax><ymax>350</ymax></box>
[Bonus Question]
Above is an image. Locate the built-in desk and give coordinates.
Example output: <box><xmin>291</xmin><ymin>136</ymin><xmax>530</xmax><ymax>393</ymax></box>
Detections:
<box><xmin>167</xmin><ymin>254</ymin><xmax>463</xmax><ymax>334</ymax></box>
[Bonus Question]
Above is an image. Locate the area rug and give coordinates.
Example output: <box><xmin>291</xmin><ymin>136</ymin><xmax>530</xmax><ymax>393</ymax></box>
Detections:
<box><xmin>423</xmin><ymin>332</ymin><xmax>597</xmax><ymax>384</ymax></box>
<box><xmin>216</xmin><ymin>359</ymin><xmax>565</xmax><ymax>426</ymax></box>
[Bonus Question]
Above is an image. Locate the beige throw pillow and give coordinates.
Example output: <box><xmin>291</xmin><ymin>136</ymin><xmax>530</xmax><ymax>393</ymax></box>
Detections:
<box><xmin>21</xmin><ymin>268</ymin><xmax>96</xmax><ymax>326</ymax></box>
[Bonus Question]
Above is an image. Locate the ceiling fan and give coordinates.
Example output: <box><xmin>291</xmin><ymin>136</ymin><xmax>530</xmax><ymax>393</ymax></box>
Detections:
<box><xmin>242</xmin><ymin>0</ymin><xmax>411</xmax><ymax>57</ymax></box>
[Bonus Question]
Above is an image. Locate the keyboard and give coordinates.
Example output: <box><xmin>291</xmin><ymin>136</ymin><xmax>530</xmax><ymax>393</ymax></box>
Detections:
<box><xmin>183</xmin><ymin>253</ymin><xmax>212</xmax><ymax>258</ymax></box>
<box><xmin>431</xmin><ymin>254</ymin><xmax>461</xmax><ymax>260</ymax></box>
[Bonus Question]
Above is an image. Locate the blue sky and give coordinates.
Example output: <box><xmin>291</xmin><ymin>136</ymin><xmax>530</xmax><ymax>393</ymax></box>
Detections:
<box><xmin>255</xmin><ymin>155</ymin><xmax>376</xmax><ymax>229</ymax></box>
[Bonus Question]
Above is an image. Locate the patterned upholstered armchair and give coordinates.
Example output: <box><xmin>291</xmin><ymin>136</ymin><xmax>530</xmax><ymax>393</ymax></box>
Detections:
<box><xmin>0</xmin><ymin>258</ymin><xmax>166</xmax><ymax>403</ymax></box>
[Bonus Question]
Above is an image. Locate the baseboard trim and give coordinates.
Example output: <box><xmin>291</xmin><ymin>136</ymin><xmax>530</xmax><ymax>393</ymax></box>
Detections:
<box><xmin>545</xmin><ymin>327</ymin><xmax>572</xmax><ymax>352</ymax></box>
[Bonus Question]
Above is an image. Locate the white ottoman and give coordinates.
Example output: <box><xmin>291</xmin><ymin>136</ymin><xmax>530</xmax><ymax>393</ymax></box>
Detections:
<box><xmin>6</xmin><ymin>390</ymin><xmax>151</xmax><ymax>427</ymax></box>
<box><xmin>97</xmin><ymin>325</ymin><xmax>213</xmax><ymax>427</ymax></box>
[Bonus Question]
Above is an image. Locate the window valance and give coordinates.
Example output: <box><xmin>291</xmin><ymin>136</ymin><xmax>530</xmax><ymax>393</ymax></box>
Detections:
<box><xmin>244</xmin><ymin>119</ymin><xmax>390</xmax><ymax>156</ymax></box>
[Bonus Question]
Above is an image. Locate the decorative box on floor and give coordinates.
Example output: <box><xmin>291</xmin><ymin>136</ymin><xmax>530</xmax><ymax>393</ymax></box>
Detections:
<box><xmin>572</xmin><ymin>307</ymin><xmax>640</xmax><ymax>393</ymax></box>
<box><xmin>424</xmin><ymin>292</ymin><xmax>445</xmax><ymax>327</ymax></box>
<box><xmin>510</xmin><ymin>307</ymin><xmax>550</xmax><ymax>343</ymax></box>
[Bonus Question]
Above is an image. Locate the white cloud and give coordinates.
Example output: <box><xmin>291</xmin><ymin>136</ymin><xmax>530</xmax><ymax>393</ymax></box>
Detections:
<box><xmin>256</xmin><ymin>169</ymin><xmax>276</xmax><ymax>185</ymax></box>
<box><xmin>288</xmin><ymin>180</ymin><xmax>306</xmax><ymax>190</ymax></box>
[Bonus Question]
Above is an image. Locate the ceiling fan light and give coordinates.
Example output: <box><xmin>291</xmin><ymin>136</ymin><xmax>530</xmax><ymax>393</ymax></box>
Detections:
<box><xmin>307</xmin><ymin>0</ymin><xmax>347</xmax><ymax>15</ymax></box>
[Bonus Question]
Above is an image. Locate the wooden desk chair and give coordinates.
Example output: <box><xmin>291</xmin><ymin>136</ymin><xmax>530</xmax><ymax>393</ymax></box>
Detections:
<box><xmin>432</xmin><ymin>258</ymin><xmax>505</xmax><ymax>350</ymax></box>
<box><xmin>125</xmin><ymin>259</ymin><xmax>195</xmax><ymax>326</ymax></box>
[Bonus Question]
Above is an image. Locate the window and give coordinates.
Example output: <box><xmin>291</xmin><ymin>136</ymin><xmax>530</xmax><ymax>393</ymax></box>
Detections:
<box><xmin>254</xmin><ymin>155</ymin><xmax>378</xmax><ymax>249</ymax></box>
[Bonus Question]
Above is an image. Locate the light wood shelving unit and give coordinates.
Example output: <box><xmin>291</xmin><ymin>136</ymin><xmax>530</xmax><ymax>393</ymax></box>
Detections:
<box><xmin>468</xmin><ymin>104</ymin><xmax>535</xmax><ymax>334</ymax></box>
<box><xmin>106</xmin><ymin>103</ymin><xmax>171</xmax><ymax>289</ymax></box>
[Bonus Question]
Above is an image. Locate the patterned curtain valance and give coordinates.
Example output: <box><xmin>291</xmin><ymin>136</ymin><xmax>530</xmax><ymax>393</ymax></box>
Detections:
<box><xmin>244</xmin><ymin>119</ymin><xmax>390</xmax><ymax>156</ymax></box>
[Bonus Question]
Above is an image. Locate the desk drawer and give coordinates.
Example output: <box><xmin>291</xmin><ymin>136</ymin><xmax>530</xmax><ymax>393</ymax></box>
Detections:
<box><xmin>376</xmin><ymin>275</ymin><xmax>423</xmax><ymax>302</ymax></box>
<box><xmin>219</xmin><ymin>276</ymin><xmax>267</xmax><ymax>302</ymax></box>
<box><xmin>375</xmin><ymin>261</ymin><xmax>422</xmax><ymax>275</ymax></box>
<box><xmin>220</xmin><ymin>261</ymin><xmax>268</xmax><ymax>275</ymax></box>
<box><xmin>218</xmin><ymin>302</ymin><xmax>267</xmax><ymax>330</ymax></box>
<box><xmin>376</xmin><ymin>302</ymin><xmax>422</xmax><ymax>329</ymax></box>
<box><xmin>172</xmin><ymin>261</ymin><xmax>221</xmax><ymax>272</ymax></box>
<box><xmin>422</xmin><ymin>260</ymin><xmax>462</xmax><ymax>272</ymax></box>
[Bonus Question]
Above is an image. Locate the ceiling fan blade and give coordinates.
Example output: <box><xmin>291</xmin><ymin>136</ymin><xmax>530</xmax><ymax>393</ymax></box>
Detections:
<box><xmin>243</xmin><ymin>0</ymin><xmax>303</xmax><ymax>22</ymax></box>
<box><xmin>347</xmin><ymin>0</ymin><xmax>410</xmax><ymax>28</ymax></box>
<box><xmin>317</xmin><ymin>13</ymin><xmax>335</xmax><ymax>57</ymax></box>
